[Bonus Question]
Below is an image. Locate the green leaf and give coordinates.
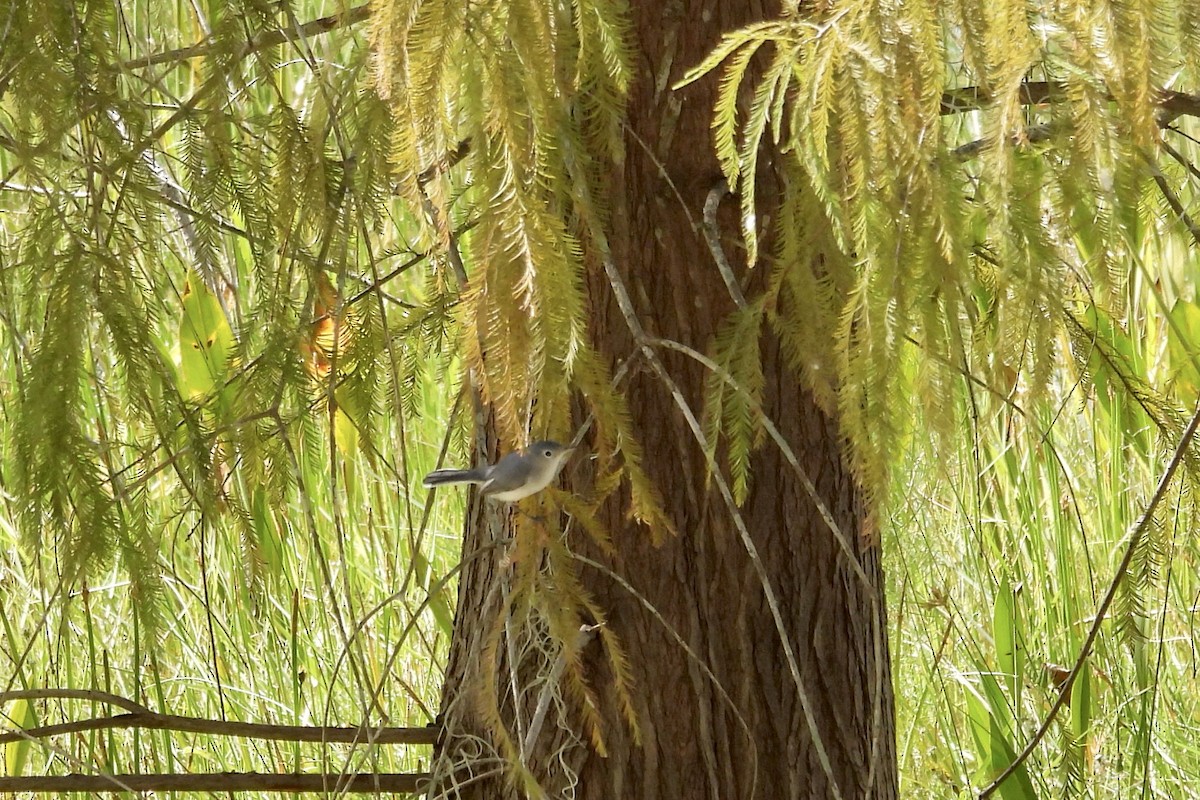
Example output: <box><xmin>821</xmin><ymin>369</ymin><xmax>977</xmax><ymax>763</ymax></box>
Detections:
<box><xmin>412</xmin><ymin>548</ymin><xmax>455</xmax><ymax>635</ymax></box>
<box><xmin>1166</xmin><ymin>298</ymin><xmax>1200</xmax><ymax>401</ymax></box>
<box><xmin>962</xmin><ymin>674</ymin><xmax>1038</xmax><ymax>800</ymax></box>
<box><xmin>962</xmin><ymin>678</ymin><xmax>995</xmax><ymax>772</ymax></box>
<box><xmin>1070</xmin><ymin>659</ymin><xmax>1093</xmax><ymax>748</ymax></box>
<box><xmin>252</xmin><ymin>487</ymin><xmax>284</xmax><ymax>577</ymax></box>
<box><xmin>1074</xmin><ymin>305</ymin><xmax>1153</xmax><ymax>456</ymax></box>
<box><xmin>993</xmin><ymin>578</ymin><xmax>1023</xmax><ymax>705</ymax></box>
<box><xmin>4</xmin><ymin>699</ymin><xmax>36</xmax><ymax>776</ymax></box>
<box><xmin>334</xmin><ymin>404</ymin><xmax>360</xmax><ymax>456</ymax></box>
<box><xmin>178</xmin><ymin>274</ymin><xmax>234</xmax><ymax>401</ymax></box>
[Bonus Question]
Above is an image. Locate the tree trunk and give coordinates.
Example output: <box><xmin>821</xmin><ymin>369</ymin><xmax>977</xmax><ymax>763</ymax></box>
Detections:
<box><xmin>436</xmin><ymin>1</ymin><xmax>897</xmax><ymax>798</ymax></box>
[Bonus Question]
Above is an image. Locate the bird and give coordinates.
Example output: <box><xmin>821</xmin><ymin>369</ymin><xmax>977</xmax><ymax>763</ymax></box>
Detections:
<box><xmin>422</xmin><ymin>440</ymin><xmax>575</xmax><ymax>502</ymax></box>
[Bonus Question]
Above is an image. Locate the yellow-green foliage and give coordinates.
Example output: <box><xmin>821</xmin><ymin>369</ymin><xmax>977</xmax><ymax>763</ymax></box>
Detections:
<box><xmin>373</xmin><ymin>0</ymin><xmax>620</xmax><ymax>434</ymax></box>
<box><xmin>371</xmin><ymin>8</ymin><xmax>1200</xmax><ymax>791</ymax></box>
<box><xmin>680</xmin><ymin>0</ymin><xmax>1200</xmax><ymax>501</ymax></box>
<box><xmin>369</xmin><ymin>0</ymin><xmax>673</xmax><ymax>535</ymax></box>
<box><xmin>702</xmin><ymin>303</ymin><xmax>767</xmax><ymax>504</ymax></box>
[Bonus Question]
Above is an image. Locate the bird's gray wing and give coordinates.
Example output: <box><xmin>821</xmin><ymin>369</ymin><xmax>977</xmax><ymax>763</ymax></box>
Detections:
<box><xmin>479</xmin><ymin>452</ymin><xmax>535</xmax><ymax>495</ymax></box>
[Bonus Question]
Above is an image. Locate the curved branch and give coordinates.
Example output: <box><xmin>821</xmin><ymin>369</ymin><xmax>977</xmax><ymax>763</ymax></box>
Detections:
<box><xmin>1150</xmin><ymin>143</ymin><xmax>1200</xmax><ymax>247</ymax></box>
<box><xmin>702</xmin><ymin>179</ymin><xmax>749</xmax><ymax>309</ymax></box>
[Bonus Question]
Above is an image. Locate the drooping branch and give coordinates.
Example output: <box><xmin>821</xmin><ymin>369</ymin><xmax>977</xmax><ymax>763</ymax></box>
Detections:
<box><xmin>1151</xmin><ymin>166</ymin><xmax>1200</xmax><ymax>247</ymax></box>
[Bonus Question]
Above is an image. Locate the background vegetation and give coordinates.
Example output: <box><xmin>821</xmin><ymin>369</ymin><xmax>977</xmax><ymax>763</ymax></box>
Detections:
<box><xmin>1</xmin><ymin>1</ymin><xmax>1199</xmax><ymax>798</ymax></box>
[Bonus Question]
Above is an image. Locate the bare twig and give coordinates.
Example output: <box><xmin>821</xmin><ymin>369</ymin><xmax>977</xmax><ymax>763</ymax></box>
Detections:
<box><xmin>940</xmin><ymin>81</ymin><xmax>1060</xmax><ymax>114</ymax></box>
<box><xmin>1159</xmin><ymin>137</ymin><xmax>1200</xmax><ymax>184</ymax></box>
<box><xmin>952</xmin><ymin>123</ymin><xmax>1055</xmax><ymax>161</ymax></box>
<box><xmin>0</xmin><ymin>688</ymin><xmax>151</xmax><ymax>714</ymax></box>
<box><xmin>645</xmin><ymin>336</ymin><xmax>875</xmax><ymax>593</ymax></box>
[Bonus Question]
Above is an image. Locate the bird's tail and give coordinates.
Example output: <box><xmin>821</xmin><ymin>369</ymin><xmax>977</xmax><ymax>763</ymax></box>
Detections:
<box><xmin>423</xmin><ymin>469</ymin><xmax>484</xmax><ymax>488</ymax></box>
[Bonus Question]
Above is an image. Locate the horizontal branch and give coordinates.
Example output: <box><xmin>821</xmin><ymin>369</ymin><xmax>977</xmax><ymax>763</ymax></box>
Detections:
<box><xmin>940</xmin><ymin>81</ymin><xmax>1200</xmax><ymax>125</ymax></box>
<box><xmin>0</xmin><ymin>710</ymin><xmax>438</xmax><ymax>746</ymax></box>
<box><xmin>0</xmin><ymin>772</ymin><xmax>428</xmax><ymax>794</ymax></box>
<box><xmin>1155</xmin><ymin>90</ymin><xmax>1200</xmax><ymax>125</ymax></box>
<box><xmin>940</xmin><ymin>81</ymin><xmax>1057</xmax><ymax>114</ymax></box>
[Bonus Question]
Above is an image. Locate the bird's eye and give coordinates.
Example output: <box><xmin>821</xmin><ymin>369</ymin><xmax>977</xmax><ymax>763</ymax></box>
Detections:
<box><xmin>543</xmin><ymin>449</ymin><xmax>553</xmax><ymax>457</ymax></box>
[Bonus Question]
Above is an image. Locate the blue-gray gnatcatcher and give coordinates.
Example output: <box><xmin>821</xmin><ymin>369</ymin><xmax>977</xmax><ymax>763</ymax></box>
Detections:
<box><xmin>422</xmin><ymin>441</ymin><xmax>575</xmax><ymax>502</ymax></box>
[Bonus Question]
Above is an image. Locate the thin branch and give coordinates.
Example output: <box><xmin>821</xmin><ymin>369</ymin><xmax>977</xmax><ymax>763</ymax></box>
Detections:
<box><xmin>0</xmin><ymin>772</ymin><xmax>427</xmax><ymax>794</ymax></box>
<box><xmin>112</xmin><ymin>8</ymin><xmax>378</xmax><ymax>173</ymax></box>
<box><xmin>1147</xmin><ymin>155</ymin><xmax>1200</xmax><ymax>248</ymax></box>
<box><xmin>978</xmin><ymin>400</ymin><xmax>1200</xmax><ymax>799</ymax></box>
<box><xmin>0</xmin><ymin>709</ymin><xmax>437</xmax><ymax>746</ymax></box>
<box><xmin>1159</xmin><ymin>137</ymin><xmax>1200</xmax><ymax>193</ymax></box>
<box><xmin>1166</xmin><ymin>124</ymin><xmax>1200</xmax><ymax>149</ymax></box>
<box><xmin>323</xmin><ymin>539</ymin><xmax>512</xmax><ymax>785</ymax></box>
<box><xmin>119</xmin><ymin>4</ymin><xmax>372</xmax><ymax>71</ymax></box>
<box><xmin>939</xmin><ymin>82</ymin><xmax>1200</xmax><ymax>127</ymax></box>
<box><xmin>952</xmin><ymin>122</ymin><xmax>1055</xmax><ymax>161</ymax></box>
<box><xmin>645</xmin><ymin>335</ymin><xmax>875</xmax><ymax>593</ymax></box>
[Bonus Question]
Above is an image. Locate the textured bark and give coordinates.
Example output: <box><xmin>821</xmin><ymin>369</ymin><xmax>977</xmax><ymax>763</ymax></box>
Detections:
<box><xmin>437</xmin><ymin>1</ymin><xmax>897</xmax><ymax>798</ymax></box>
